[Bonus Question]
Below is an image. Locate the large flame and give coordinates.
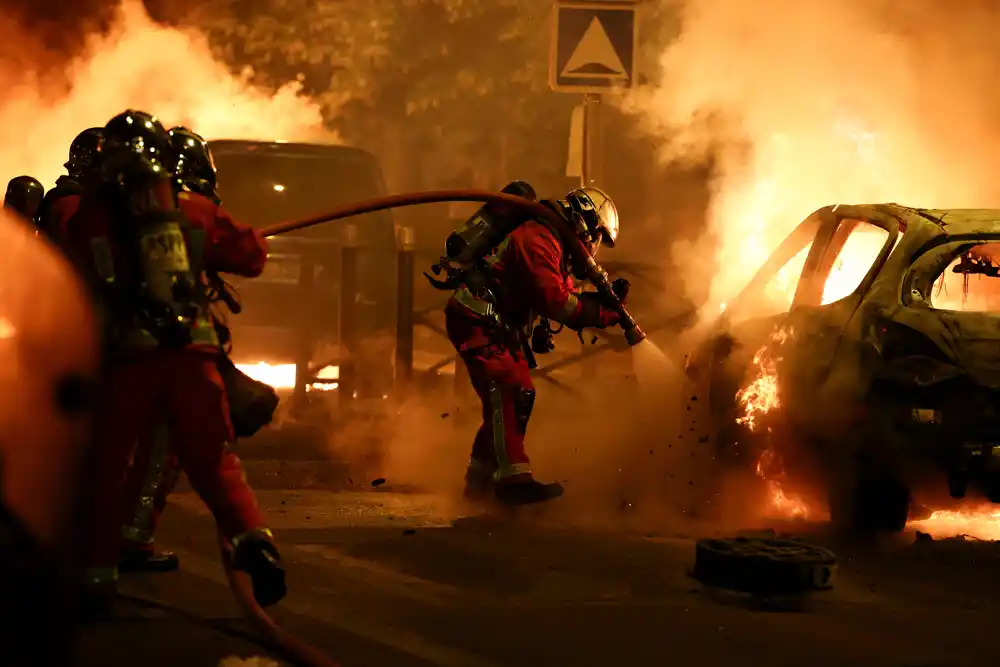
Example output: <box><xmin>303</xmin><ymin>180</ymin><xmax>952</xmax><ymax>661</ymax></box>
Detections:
<box><xmin>0</xmin><ymin>0</ymin><xmax>334</xmax><ymax>189</ymax></box>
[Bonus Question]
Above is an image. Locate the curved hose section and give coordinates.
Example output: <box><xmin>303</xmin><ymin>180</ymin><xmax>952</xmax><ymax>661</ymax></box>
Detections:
<box><xmin>218</xmin><ymin>533</ymin><xmax>342</xmax><ymax>667</ymax></box>
<box><xmin>260</xmin><ymin>189</ymin><xmax>591</xmax><ymax>270</ymax></box>
<box><xmin>260</xmin><ymin>188</ymin><xmax>645</xmax><ymax>343</ymax></box>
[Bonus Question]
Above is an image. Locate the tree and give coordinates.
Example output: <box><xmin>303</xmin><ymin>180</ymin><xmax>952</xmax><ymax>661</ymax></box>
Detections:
<box><xmin>182</xmin><ymin>0</ymin><xmax>575</xmax><ymax>191</ymax></box>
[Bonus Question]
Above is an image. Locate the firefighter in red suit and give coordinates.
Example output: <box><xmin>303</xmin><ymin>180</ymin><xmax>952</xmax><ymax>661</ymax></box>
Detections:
<box><xmin>54</xmin><ymin>110</ymin><xmax>285</xmax><ymax>614</ymax></box>
<box><xmin>119</xmin><ymin>126</ymin><xmax>241</xmax><ymax>574</ymax></box>
<box><xmin>446</xmin><ymin>186</ymin><xmax>627</xmax><ymax>506</ymax></box>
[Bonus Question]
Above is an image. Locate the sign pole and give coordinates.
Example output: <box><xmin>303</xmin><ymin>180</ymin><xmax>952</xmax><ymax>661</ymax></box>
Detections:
<box><xmin>581</xmin><ymin>92</ymin><xmax>603</xmax><ymax>379</ymax></box>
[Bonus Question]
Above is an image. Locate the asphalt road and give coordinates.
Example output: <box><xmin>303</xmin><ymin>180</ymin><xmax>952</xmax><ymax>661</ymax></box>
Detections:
<box><xmin>73</xmin><ymin>484</ymin><xmax>1000</xmax><ymax>667</ymax></box>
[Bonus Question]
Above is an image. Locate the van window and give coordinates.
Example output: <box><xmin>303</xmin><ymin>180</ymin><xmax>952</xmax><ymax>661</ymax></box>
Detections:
<box><xmin>213</xmin><ymin>150</ymin><xmax>392</xmax><ymax>244</ymax></box>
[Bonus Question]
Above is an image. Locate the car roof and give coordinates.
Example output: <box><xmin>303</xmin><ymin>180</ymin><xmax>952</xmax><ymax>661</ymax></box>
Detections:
<box><xmin>823</xmin><ymin>204</ymin><xmax>1000</xmax><ymax>235</ymax></box>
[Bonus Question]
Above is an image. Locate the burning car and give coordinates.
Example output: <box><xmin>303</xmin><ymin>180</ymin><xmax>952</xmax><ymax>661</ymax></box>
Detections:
<box><xmin>687</xmin><ymin>204</ymin><xmax>1000</xmax><ymax>535</ymax></box>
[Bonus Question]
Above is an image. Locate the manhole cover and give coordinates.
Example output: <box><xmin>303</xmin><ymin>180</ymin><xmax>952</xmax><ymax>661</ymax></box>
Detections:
<box><xmin>693</xmin><ymin>537</ymin><xmax>837</xmax><ymax>595</ymax></box>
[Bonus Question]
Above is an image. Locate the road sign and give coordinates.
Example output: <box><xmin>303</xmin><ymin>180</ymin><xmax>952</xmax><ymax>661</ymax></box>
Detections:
<box><xmin>550</xmin><ymin>1</ymin><xmax>637</xmax><ymax>94</ymax></box>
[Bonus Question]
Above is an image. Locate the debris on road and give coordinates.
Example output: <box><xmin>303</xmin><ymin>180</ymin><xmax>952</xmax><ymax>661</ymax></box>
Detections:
<box><xmin>371</xmin><ymin>478</ymin><xmax>386</xmax><ymax>487</ymax></box>
<box><xmin>693</xmin><ymin>536</ymin><xmax>837</xmax><ymax>596</ymax></box>
<box><xmin>403</xmin><ymin>528</ymin><xmax>417</xmax><ymax>536</ymax></box>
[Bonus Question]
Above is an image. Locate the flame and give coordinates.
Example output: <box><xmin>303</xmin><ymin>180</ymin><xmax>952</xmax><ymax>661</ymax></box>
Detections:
<box><xmin>754</xmin><ymin>449</ymin><xmax>812</xmax><ymax>519</ymax></box>
<box><xmin>735</xmin><ymin>325</ymin><xmax>816</xmax><ymax>518</ymax></box>
<box><xmin>626</xmin><ymin>0</ymin><xmax>1000</xmax><ymax>317</ymax></box>
<box><xmin>735</xmin><ymin>326</ymin><xmax>791</xmax><ymax>431</ymax></box>
<box><xmin>0</xmin><ymin>0</ymin><xmax>334</xmax><ymax>189</ymax></box>
<box><xmin>908</xmin><ymin>505</ymin><xmax>1000</xmax><ymax>541</ymax></box>
<box><xmin>236</xmin><ymin>362</ymin><xmax>339</xmax><ymax>392</ymax></box>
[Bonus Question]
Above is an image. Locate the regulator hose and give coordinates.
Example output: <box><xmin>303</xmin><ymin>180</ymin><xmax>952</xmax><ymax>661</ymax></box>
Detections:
<box><xmin>260</xmin><ymin>189</ymin><xmax>646</xmax><ymax>346</ymax></box>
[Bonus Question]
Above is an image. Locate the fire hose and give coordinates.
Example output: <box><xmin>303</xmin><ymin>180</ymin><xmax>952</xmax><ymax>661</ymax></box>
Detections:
<box><xmin>214</xmin><ymin>190</ymin><xmax>647</xmax><ymax>667</ymax></box>
<box><xmin>261</xmin><ymin>189</ymin><xmax>647</xmax><ymax>346</ymax></box>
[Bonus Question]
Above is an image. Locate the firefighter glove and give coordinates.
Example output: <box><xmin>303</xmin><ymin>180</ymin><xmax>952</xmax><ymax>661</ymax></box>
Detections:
<box><xmin>611</xmin><ymin>277</ymin><xmax>630</xmax><ymax>305</ymax></box>
<box><xmin>231</xmin><ymin>531</ymin><xmax>287</xmax><ymax>607</ymax></box>
<box><xmin>575</xmin><ymin>292</ymin><xmax>621</xmax><ymax>330</ymax></box>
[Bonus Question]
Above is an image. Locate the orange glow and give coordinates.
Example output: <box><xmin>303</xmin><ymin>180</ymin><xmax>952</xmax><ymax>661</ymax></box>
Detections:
<box><xmin>0</xmin><ymin>0</ymin><xmax>334</xmax><ymax>189</ymax></box>
<box><xmin>236</xmin><ymin>362</ymin><xmax>339</xmax><ymax>392</ymax></box>
<box><xmin>754</xmin><ymin>449</ymin><xmax>812</xmax><ymax>520</ymax></box>
<box><xmin>908</xmin><ymin>505</ymin><xmax>1000</xmax><ymax>541</ymax></box>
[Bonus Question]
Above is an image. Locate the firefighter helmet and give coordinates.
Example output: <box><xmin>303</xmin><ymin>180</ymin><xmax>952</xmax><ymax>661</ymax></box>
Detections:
<box><xmin>3</xmin><ymin>176</ymin><xmax>45</xmax><ymax>221</ymax></box>
<box><xmin>566</xmin><ymin>187</ymin><xmax>619</xmax><ymax>248</ymax></box>
<box><xmin>66</xmin><ymin>128</ymin><xmax>103</xmax><ymax>180</ymax></box>
<box><xmin>100</xmin><ymin>110</ymin><xmax>175</xmax><ymax>185</ymax></box>
<box><xmin>168</xmin><ymin>126</ymin><xmax>218</xmax><ymax>200</ymax></box>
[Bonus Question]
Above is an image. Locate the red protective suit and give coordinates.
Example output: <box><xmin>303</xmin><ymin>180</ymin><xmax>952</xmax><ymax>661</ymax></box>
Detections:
<box><xmin>55</xmin><ymin>190</ymin><xmax>270</xmax><ymax>588</ymax></box>
<box><xmin>445</xmin><ymin>219</ymin><xmax>619</xmax><ymax>485</ymax></box>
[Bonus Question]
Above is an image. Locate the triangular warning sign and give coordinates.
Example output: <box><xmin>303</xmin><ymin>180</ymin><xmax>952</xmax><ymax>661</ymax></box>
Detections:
<box><xmin>562</xmin><ymin>17</ymin><xmax>627</xmax><ymax>80</ymax></box>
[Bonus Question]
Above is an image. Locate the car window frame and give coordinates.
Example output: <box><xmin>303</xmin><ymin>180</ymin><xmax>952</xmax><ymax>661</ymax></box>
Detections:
<box><xmin>791</xmin><ymin>205</ymin><xmax>900</xmax><ymax>310</ymax></box>
<box><xmin>904</xmin><ymin>232</ymin><xmax>1000</xmax><ymax>310</ymax></box>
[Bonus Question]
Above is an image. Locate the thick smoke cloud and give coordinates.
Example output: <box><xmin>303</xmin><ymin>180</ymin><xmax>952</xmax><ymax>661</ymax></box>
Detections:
<box><xmin>0</xmin><ymin>0</ymin><xmax>332</xmax><ymax>188</ymax></box>
<box><xmin>627</xmin><ymin>0</ymin><xmax>1000</xmax><ymax>310</ymax></box>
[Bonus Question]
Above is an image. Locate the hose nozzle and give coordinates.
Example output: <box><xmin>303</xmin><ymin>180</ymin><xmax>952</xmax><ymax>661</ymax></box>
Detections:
<box><xmin>623</xmin><ymin>320</ymin><xmax>647</xmax><ymax>347</ymax></box>
<box><xmin>583</xmin><ymin>256</ymin><xmax>648</xmax><ymax>348</ymax></box>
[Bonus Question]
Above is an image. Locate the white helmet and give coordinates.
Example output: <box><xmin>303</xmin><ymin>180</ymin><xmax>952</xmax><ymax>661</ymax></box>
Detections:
<box><xmin>566</xmin><ymin>186</ymin><xmax>619</xmax><ymax>248</ymax></box>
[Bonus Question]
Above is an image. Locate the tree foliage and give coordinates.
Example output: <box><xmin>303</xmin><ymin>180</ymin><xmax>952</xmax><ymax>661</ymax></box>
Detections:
<box><xmin>186</xmin><ymin>0</ymin><xmax>576</xmax><ymax>190</ymax></box>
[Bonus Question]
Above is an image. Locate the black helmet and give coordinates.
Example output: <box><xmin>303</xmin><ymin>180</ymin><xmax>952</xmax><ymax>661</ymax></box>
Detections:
<box><xmin>66</xmin><ymin>128</ymin><xmax>103</xmax><ymax>180</ymax></box>
<box><xmin>501</xmin><ymin>180</ymin><xmax>536</xmax><ymax>201</ymax></box>
<box><xmin>100</xmin><ymin>110</ymin><xmax>175</xmax><ymax>186</ymax></box>
<box><xmin>565</xmin><ymin>187</ymin><xmax>619</xmax><ymax>248</ymax></box>
<box><xmin>3</xmin><ymin>176</ymin><xmax>45</xmax><ymax>220</ymax></box>
<box><xmin>168</xmin><ymin>126</ymin><xmax>218</xmax><ymax>198</ymax></box>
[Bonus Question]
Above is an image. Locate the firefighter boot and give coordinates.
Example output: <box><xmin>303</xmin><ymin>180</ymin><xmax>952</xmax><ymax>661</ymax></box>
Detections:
<box><xmin>494</xmin><ymin>474</ymin><xmax>564</xmax><ymax>506</ymax></box>
<box><xmin>118</xmin><ymin>544</ymin><xmax>180</xmax><ymax>574</ymax></box>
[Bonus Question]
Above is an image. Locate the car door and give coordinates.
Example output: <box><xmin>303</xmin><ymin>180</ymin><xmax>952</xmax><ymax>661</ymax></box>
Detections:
<box><xmin>696</xmin><ymin>216</ymin><xmax>822</xmax><ymax>424</ymax></box>
<box><xmin>780</xmin><ymin>205</ymin><xmax>901</xmax><ymax>388</ymax></box>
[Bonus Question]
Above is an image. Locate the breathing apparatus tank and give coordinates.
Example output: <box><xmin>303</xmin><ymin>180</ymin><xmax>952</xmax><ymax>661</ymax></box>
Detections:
<box><xmin>427</xmin><ymin>180</ymin><xmax>537</xmax><ymax>293</ymax></box>
<box><xmin>102</xmin><ymin>110</ymin><xmax>204</xmax><ymax>347</ymax></box>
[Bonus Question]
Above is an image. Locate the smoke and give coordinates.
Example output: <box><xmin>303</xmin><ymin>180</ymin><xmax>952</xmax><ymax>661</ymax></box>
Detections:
<box><xmin>626</xmin><ymin>0</ymin><xmax>1000</xmax><ymax>311</ymax></box>
<box><xmin>0</xmin><ymin>0</ymin><xmax>333</xmax><ymax>189</ymax></box>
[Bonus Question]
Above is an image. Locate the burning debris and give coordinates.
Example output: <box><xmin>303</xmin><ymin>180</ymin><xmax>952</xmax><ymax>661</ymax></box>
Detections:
<box><xmin>735</xmin><ymin>326</ymin><xmax>792</xmax><ymax>432</ymax></box>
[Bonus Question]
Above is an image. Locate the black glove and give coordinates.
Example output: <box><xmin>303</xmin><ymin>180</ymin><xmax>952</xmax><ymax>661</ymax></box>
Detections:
<box><xmin>231</xmin><ymin>532</ymin><xmax>287</xmax><ymax>607</ymax></box>
<box><xmin>611</xmin><ymin>277</ymin><xmax>630</xmax><ymax>304</ymax></box>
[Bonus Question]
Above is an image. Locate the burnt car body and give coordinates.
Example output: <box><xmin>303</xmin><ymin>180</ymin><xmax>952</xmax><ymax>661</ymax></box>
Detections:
<box><xmin>687</xmin><ymin>204</ymin><xmax>1000</xmax><ymax>534</ymax></box>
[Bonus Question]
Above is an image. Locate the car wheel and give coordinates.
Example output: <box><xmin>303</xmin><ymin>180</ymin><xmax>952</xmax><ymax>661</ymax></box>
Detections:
<box><xmin>829</xmin><ymin>454</ymin><xmax>910</xmax><ymax>538</ymax></box>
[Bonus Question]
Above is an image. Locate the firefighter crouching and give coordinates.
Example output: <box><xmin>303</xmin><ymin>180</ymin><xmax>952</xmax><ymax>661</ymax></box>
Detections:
<box><xmin>53</xmin><ymin>109</ymin><xmax>285</xmax><ymax>614</ymax></box>
<box><xmin>118</xmin><ymin>125</ymin><xmax>279</xmax><ymax>574</ymax></box>
<box><xmin>441</xmin><ymin>184</ymin><xmax>628</xmax><ymax>506</ymax></box>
